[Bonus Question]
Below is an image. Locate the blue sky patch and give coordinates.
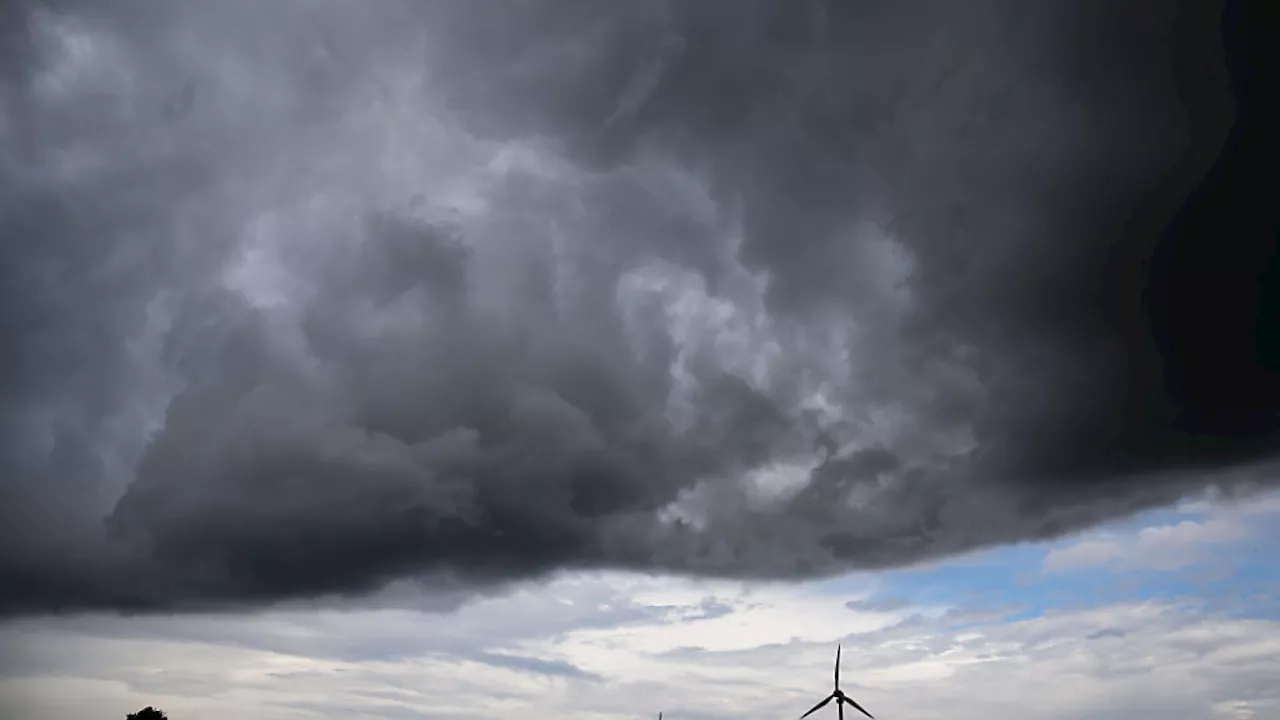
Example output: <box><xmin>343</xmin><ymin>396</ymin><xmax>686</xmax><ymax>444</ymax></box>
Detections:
<box><xmin>819</xmin><ymin>495</ymin><xmax>1280</xmax><ymax>624</ymax></box>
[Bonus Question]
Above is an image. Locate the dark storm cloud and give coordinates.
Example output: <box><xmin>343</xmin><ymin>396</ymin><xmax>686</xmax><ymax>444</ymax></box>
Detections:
<box><xmin>0</xmin><ymin>0</ymin><xmax>1273</xmax><ymax>616</ymax></box>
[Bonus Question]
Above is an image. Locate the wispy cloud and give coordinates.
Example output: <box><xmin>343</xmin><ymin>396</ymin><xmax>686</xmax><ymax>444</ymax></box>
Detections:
<box><xmin>1043</xmin><ymin>495</ymin><xmax>1279</xmax><ymax>575</ymax></box>
<box><xmin>844</xmin><ymin>597</ymin><xmax>912</xmax><ymax>613</ymax></box>
<box><xmin>1043</xmin><ymin>518</ymin><xmax>1248</xmax><ymax>573</ymax></box>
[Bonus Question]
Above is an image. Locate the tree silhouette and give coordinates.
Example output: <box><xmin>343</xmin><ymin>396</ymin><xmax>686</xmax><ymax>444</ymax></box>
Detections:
<box><xmin>126</xmin><ymin>707</ymin><xmax>168</xmax><ymax>720</ymax></box>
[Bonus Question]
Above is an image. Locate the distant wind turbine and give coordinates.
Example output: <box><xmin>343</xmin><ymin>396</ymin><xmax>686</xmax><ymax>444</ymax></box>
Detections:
<box><xmin>799</xmin><ymin>644</ymin><xmax>874</xmax><ymax>720</ymax></box>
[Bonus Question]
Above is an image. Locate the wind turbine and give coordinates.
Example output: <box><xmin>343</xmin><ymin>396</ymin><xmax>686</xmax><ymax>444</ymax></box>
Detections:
<box><xmin>799</xmin><ymin>644</ymin><xmax>874</xmax><ymax>720</ymax></box>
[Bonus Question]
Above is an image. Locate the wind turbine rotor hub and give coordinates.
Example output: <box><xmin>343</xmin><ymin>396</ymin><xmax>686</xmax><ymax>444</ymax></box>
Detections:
<box><xmin>797</xmin><ymin>644</ymin><xmax>874</xmax><ymax>720</ymax></box>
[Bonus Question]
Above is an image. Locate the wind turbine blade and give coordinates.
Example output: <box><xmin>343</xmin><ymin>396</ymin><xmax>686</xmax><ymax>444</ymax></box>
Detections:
<box><xmin>842</xmin><ymin>696</ymin><xmax>875</xmax><ymax>720</ymax></box>
<box><xmin>800</xmin><ymin>694</ymin><xmax>834</xmax><ymax>719</ymax></box>
<box><xmin>834</xmin><ymin>644</ymin><xmax>841</xmax><ymax>691</ymax></box>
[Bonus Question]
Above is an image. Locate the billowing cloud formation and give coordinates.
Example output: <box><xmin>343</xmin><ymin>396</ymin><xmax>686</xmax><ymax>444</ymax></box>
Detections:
<box><xmin>0</xmin><ymin>0</ymin><xmax>1272</xmax><ymax>615</ymax></box>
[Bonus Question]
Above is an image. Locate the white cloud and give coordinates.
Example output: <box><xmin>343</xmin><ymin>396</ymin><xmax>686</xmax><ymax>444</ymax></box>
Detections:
<box><xmin>2</xmin><ymin>568</ymin><xmax>1277</xmax><ymax>720</ymax></box>
<box><xmin>1042</xmin><ymin>490</ymin><xmax>1280</xmax><ymax>574</ymax></box>
<box><xmin>1043</xmin><ymin>518</ymin><xmax>1247</xmax><ymax>573</ymax></box>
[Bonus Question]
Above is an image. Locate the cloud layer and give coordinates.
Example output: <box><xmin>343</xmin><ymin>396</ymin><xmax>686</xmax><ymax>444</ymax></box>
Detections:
<box><xmin>0</xmin><ymin>0</ymin><xmax>1274</xmax><ymax>615</ymax></box>
<box><xmin>4</xmin><ymin>497</ymin><xmax>1279</xmax><ymax>720</ymax></box>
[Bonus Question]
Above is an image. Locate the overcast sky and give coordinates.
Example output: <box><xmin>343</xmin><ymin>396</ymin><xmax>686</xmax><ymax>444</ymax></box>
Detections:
<box><xmin>1</xmin><ymin>0</ymin><xmax>1274</xmax><ymax>718</ymax></box>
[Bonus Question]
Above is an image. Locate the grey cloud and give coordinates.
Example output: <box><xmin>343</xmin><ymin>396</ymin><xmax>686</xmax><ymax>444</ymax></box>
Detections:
<box><xmin>0</xmin><ymin>575</ymin><xmax>720</xmax><ymax>683</ymax></box>
<box><xmin>272</xmin><ymin>698</ymin><xmax>462</xmax><ymax>720</ymax></box>
<box><xmin>845</xmin><ymin>597</ymin><xmax>911</xmax><ymax>613</ymax></box>
<box><xmin>654</xmin><ymin>646</ymin><xmax>712</xmax><ymax>662</ymax></box>
<box><xmin>468</xmin><ymin>652</ymin><xmax>601</xmax><ymax>681</ymax></box>
<box><xmin>1</xmin><ymin>0</ymin><xmax>1275</xmax><ymax>616</ymax></box>
<box><xmin>683</xmin><ymin>598</ymin><xmax>736</xmax><ymax>621</ymax></box>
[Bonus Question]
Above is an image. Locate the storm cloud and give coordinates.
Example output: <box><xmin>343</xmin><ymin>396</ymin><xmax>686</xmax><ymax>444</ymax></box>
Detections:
<box><xmin>0</xmin><ymin>0</ymin><xmax>1273</xmax><ymax>616</ymax></box>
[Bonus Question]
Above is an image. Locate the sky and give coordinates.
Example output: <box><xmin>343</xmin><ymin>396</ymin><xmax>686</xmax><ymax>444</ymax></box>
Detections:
<box><xmin>0</xmin><ymin>0</ymin><xmax>1274</xmax><ymax>718</ymax></box>
<box><xmin>3</xmin><ymin>487</ymin><xmax>1278</xmax><ymax>720</ymax></box>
